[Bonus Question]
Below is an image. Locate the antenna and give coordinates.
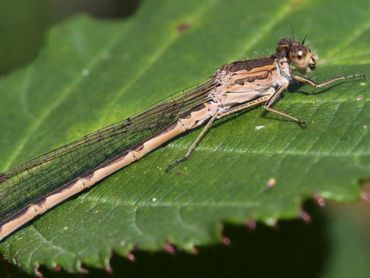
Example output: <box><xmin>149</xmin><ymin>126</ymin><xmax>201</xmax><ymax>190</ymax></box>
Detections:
<box><xmin>302</xmin><ymin>33</ymin><xmax>308</xmax><ymax>45</ymax></box>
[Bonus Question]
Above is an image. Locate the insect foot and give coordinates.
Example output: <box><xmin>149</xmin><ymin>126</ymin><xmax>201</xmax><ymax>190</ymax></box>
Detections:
<box><xmin>298</xmin><ymin>119</ymin><xmax>307</xmax><ymax>128</ymax></box>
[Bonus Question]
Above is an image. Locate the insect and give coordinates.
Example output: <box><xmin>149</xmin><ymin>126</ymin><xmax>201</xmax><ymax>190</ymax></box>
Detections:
<box><xmin>0</xmin><ymin>37</ymin><xmax>364</xmax><ymax>241</ymax></box>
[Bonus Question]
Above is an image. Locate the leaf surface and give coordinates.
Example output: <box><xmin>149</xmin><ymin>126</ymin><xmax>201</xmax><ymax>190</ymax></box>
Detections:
<box><xmin>0</xmin><ymin>0</ymin><xmax>369</xmax><ymax>273</ymax></box>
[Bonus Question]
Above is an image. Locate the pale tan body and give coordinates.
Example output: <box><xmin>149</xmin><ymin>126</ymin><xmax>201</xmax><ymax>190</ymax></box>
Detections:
<box><xmin>0</xmin><ymin>49</ymin><xmax>363</xmax><ymax>241</ymax></box>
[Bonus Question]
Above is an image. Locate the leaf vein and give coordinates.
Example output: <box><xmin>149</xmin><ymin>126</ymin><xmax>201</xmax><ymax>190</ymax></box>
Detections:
<box><xmin>3</xmin><ymin>22</ymin><xmax>133</xmax><ymax>170</ymax></box>
<box><xmin>28</xmin><ymin>225</ymin><xmax>76</xmax><ymax>265</ymax></box>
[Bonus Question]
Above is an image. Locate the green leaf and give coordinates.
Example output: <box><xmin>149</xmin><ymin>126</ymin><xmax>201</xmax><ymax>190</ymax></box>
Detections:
<box><xmin>0</xmin><ymin>0</ymin><xmax>369</xmax><ymax>274</ymax></box>
<box><xmin>2</xmin><ymin>204</ymin><xmax>370</xmax><ymax>277</ymax></box>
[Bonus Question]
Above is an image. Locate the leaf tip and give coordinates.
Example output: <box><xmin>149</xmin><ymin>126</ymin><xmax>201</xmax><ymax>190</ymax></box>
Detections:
<box><xmin>221</xmin><ymin>236</ymin><xmax>231</xmax><ymax>246</ymax></box>
<box><xmin>34</xmin><ymin>265</ymin><xmax>43</xmax><ymax>278</ymax></box>
<box><xmin>244</xmin><ymin>219</ymin><xmax>257</xmax><ymax>230</ymax></box>
<box><xmin>188</xmin><ymin>245</ymin><xmax>199</xmax><ymax>255</ymax></box>
<box><xmin>299</xmin><ymin>208</ymin><xmax>312</xmax><ymax>223</ymax></box>
<box><xmin>265</xmin><ymin>218</ymin><xmax>278</xmax><ymax>228</ymax></box>
<box><xmin>105</xmin><ymin>263</ymin><xmax>113</xmax><ymax>274</ymax></box>
<box><xmin>313</xmin><ymin>194</ymin><xmax>326</xmax><ymax>207</ymax></box>
<box><xmin>104</xmin><ymin>255</ymin><xmax>113</xmax><ymax>274</ymax></box>
<box><xmin>163</xmin><ymin>241</ymin><xmax>176</xmax><ymax>255</ymax></box>
<box><xmin>53</xmin><ymin>264</ymin><xmax>61</xmax><ymax>272</ymax></box>
<box><xmin>76</xmin><ymin>261</ymin><xmax>89</xmax><ymax>274</ymax></box>
<box><xmin>125</xmin><ymin>252</ymin><xmax>136</xmax><ymax>262</ymax></box>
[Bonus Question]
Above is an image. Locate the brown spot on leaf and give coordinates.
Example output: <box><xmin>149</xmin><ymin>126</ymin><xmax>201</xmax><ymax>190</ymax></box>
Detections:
<box><xmin>177</xmin><ymin>22</ymin><xmax>191</xmax><ymax>33</ymax></box>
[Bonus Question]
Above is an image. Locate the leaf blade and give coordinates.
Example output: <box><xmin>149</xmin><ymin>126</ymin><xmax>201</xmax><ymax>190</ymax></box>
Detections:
<box><xmin>0</xmin><ymin>0</ymin><xmax>369</xmax><ymax>273</ymax></box>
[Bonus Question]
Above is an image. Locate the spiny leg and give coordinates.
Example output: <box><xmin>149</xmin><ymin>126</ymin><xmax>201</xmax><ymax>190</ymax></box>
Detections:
<box><xmin>293</xmin><ymin>73</ymin><xmax>365</xmax><ymax>88</ymax></box>
<box><xmin>263</xmin><ymin>84</ymin><xmax>306</xmax><ymax>126</ymax></box>
<box><xmin>166</xmin><ymin>114</ymin><xmax>217</xmax><ymax>172</ymax></box>
<box><xmin>264</xmin><ymin>106</ymin><xmax>305</xmax><ymax>125</ymax></box>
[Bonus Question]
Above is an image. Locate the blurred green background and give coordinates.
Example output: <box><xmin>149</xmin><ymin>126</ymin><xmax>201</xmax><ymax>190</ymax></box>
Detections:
<box><xmin>0</xmin><ymin>1</ymin><xmax>369</xmax><ymax>277</ymax></box>
<box><xmin>0</xmin><ymin>0</ymin><xmax>139</xmax><ymax>74</ymax></box>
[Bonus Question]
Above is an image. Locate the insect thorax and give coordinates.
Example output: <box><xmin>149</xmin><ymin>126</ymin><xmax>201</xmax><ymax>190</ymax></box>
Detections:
<box><xmin>209</xmin><ymin>56</ymin><xmax>292</xmax><ymax>111</ymax></box>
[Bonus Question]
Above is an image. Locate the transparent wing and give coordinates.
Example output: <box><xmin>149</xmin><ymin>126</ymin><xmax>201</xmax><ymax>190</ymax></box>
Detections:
<box><xmin>0</xmin><ymin>79</ymin><xmax>217</xmax><ymax>225</ymax></box>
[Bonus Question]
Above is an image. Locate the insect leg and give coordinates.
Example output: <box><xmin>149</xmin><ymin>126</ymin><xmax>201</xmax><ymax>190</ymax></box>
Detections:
<box><xmin>293</xmin><ymin>73</ymin><xmax>365</xmax><ymax>88</ymax></box>
<box><xmin>263</xmin><ymin>84</ymin><xmax>306</xmax><ymax>125</ymax></box>
<box><xmin>216</xmin><ymin>96</ymin><xmax>270</xmax><ymax>118</ymax></box>
<box><xmin>166</xmin><ymin>113</ymin><xmax>217</xmax><ymax>172</ymax></box>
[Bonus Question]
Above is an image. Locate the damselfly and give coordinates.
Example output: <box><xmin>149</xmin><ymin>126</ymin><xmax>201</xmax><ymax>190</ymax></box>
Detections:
<box><xmin>0</xmin><ymin>37</ymin><xmax>364</xmax><ymax>241</ymax></box>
